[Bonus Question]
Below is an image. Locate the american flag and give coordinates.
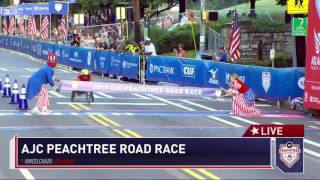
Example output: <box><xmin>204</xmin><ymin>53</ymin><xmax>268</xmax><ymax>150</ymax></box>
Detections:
<box><xmin>2</xmin><ymin>17</ymin><xmax>8</xmax><ymax>35</ymax></box>
<box><xmin>18</xmin><ymin>16</ymin><xmax>25</xmax><ymax>35</ymax></box>
<box><xmin>40</xmin><ymin>16</ymin><xmax>49</xmax><ymax>40</ymax></box>
<box><xmin>8</xmin><ymin>16</ymin><xmax>16</xmax><ymax>35</ymax></box>
<box><xmin>59</xmin><ymin>16</ymin><xmax>67</xmax><ymax>40</ymax></box>
<box><xmin>28</xmin><ymin>16</ymin><xmax>37</xmax><ymax>37</ymax></box>
<box><xmin>229</xmin><ymin>10</ymin><xmax>241</xmax><ymax>62</ymax></box>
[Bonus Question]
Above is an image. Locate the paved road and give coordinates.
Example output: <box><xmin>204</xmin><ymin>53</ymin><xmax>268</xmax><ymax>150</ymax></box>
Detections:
<box><xmin>0</xmin><ymin>49</ymin><xmax>319</xmax><ymax>179</ymax></box>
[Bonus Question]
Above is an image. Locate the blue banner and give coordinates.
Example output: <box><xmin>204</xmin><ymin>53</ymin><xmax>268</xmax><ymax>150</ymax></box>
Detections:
<box><xmin>49</xmin><ymin>1</ymin><xmax>68</xmax><ymax>15</ymax></box>
<box><xmin>146</xmin><ymin>56</ymin><xmax>305</xmax><ymax>100</ymax></box>
<box><xmin>2</xmin><ymin>7</ymin><xmax>16</xmax><ymax>16</ymax></box>
<box><xmin>17</xmin><ymin>3</ymin><xmax>50</xmax><ymax>15</ymax></box>
<box><xmin>0</xmin><ymin>36</ymin><xmax>139</xmax><ymax>80</ymax></box>
<box><xmin>0</xmin><ymin>35</ymin><xmax>303</xmax><ymax>100</ymax></box>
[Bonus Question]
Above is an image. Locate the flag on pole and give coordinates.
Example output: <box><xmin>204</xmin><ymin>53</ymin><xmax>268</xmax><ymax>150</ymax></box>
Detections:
<box><xmin>59</xmin><ymin>16</ymin><xmax>67</xmax><ymax>40</ymax></box>
<box><xmin>2</xmin><ymin>17</ymin><xmax>8</xmax><ymax>35</ymax></box>
<box><xmin>40</xmin><ymin>16</ymin><xmax>49</xmax><ymax>40</ymax></box>
<box><xmin>18</xmin><ymin>16</ymin><xmax>25</xmax><ymax>35</ymax></box>
<box><xmin>28</xmin><ymin>16</ymin><xmax>37</xmax><ymax>37</ymax></box>
<box><xmin>8</xmin><ymin>16</ymin><xmax>16</xmax><ymax>35</ymax></box>
<box><xmin>229</xmin><ymin>10</ymin><xmax>241</xmax><ymax>62</ymax></box>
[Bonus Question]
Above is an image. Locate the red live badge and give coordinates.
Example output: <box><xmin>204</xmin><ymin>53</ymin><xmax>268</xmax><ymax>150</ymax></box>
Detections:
<box><xmin>242</xmin><ymin>125</ymin><xmax>304</xmax><ymax>137</ymax></box>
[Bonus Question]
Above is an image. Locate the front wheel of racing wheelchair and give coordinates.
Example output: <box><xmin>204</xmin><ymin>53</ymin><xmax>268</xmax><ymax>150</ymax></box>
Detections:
<box><xmin>71</xmin><ymin>91</ymin><xmax>94</xmax><ymax>105</ymax></box>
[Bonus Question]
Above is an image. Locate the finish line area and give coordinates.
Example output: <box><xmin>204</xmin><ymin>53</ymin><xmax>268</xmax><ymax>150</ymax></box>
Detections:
<box><xmin>0</xmin><ymin>50</ymin><xmax>320</xmax><ymax>179</ymax></box>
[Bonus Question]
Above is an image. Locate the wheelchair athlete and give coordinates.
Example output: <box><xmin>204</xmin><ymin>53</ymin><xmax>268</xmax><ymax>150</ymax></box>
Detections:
<box><xmin>71</xmin><ymin>69</ymin><xmax>94</xmax><ymax>103</ymax></box>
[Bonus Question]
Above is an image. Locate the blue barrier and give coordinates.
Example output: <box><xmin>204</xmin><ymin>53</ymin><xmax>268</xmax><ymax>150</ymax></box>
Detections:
<box><xmin>0</xmin><ymin>35</ymin><xmax>139</xmax><ymax>80</ymax></box>
<box><xmin>146</xmin><ymin>56</ymin><xmax>305</xmax><ymax>100</ymax></box>
<box><xmin>0</xmin><ymin>35</ymin><xmax>304</xmax><ymax>100</ymax></box>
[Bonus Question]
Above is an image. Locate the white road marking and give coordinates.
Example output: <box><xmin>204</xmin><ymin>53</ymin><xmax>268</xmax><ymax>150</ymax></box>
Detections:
<box><xmin>146</xmin><ymin>94</ymin><xmax>196</xmax><ymax>111</ymax></box>
<box><xmin>95</xmin><ymin>92</ymin><xmax>115</xmax><ymax>99</ymax></box>
<box><xmin>70</xmin><ymin>112</ymin><xmax>79</xmax><ymax>115</ymax></box>
<box><xmin>272</xmin><ymin>122</ymin><xmax>283</xmax><ymax>125</ymax></box>
<box><xmin>207</xmin><ymin>116</ymin><xmax>243</xmax><ymax>128</ymax></box>
<box><xmin>255</xmin><ymin>104</ymin><xmax>272</xmax><ymax>107</ymax></box>
<box><xmin>48</xmin><ymin>91</ymin><xmax>66</xmax><ymax>98</ymax></box>
<box><xmin>23</xmin><ymin>113</ymin><xmax>32</xmax><ymax>116</ymax></box>
<box><xmin>24</xmin><ymin>68</ymin><xmax>36</xmax><ymax>72</ymax></box>
<box><xmin>57</xmin><ymin>69</ymin><xmax>71</xmax><ymax>73</ymax></box>
<box><xmin>0</xmin><ymin>67</ymin><xmax>8</xmax><ymax>71</ymax></box>
<box><xmin>180</xmin><ymin>99</ymin><xmax>217</xmax><ymax>111</ymax></box>
<box><xmin>19</xmin><ymin>169</ymin><xmax>35</xmax><ymax>180</ymax></box>
<box><xmin>57</xmin><ymin>102</ymin><xmax>167</xmax><ymax>106</ymax></box>
<box><xmin>20</xmin><ymin>75</ymin><xmax>31</xmax><ymax>78</ymax></box>
<box><xmin>202</xmin><ymin>97</ymin><xmax>231</xmax><ymax>102</ymax></box>
<box><xmin>132</xmin><ymin>93</ymin><xmax>151</xmax><ymax>100</ymax></box>
<box><xmin>93</xmin><ymin>94</ymin><xmax>102</xmax><ymax>99</ymax></box>
<box><xmin>304</xmin><ymin>149</ymin><xmax>320</xmax><ymax>158</ymax></box>
<box><xmin>230</xmin><ymin>116</ymin><xmax>259</xmax><ymax>125</ymax></box>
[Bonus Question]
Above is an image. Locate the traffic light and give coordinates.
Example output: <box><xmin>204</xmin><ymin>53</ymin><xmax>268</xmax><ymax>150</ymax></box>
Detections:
<box><xmin>208</xmin><ymin>11</ymin><xmax>218</xmax><ymax>21</ymax></box>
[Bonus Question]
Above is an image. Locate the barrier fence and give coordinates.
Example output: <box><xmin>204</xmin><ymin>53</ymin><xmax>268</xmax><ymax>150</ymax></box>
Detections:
<box><xmin>0</xmin><ymin>35</ymin><xmax>304</xmax><ymax>100</ymax></box>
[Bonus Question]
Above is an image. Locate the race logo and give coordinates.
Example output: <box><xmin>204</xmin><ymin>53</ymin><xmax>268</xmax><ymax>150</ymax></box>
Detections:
<box><xmin>71</xmin><ymin>81</ymin><xmax>80</xmax><ymax>90</ymax></box>
<box><xmin>182</xmin><ymin>64</ymin><xmax>195</xmax><ymax>78</ymax></box>
<box><xmin>279</xmin><ymin>142</ymin><xmax>301</xmax><ymax>168</ymax></box>
<box><xmin>262</xmin><ymin>70</ymin><xmax>271</xmax><ymax>93</ymax></box>
<box><xmin>298</xmin><ymin>77</ymin><xmax>305</xmax><ymax>89</ymax></box>
<box><xmin>87</xmin><ymin>51</ymin><xmax>92</xmax><ymax>66</ymax></box>
<box><xmin>312</xmin><ymin>30</ymin><xmax>320</xmax><ymax>71</ymax></box>
<box><xmin>209</xmin><ymin>69</ymin><xmax>218</xmax><ymax>85</ymax></box>
<box><xmin>99</xmin><ymin>56</ymin><xmax>106</xmax><ymax>68</ymax></box>
<box><xmin>54</xmin><ymin>3</ymin><xmax>63</xmax><ymax>12</ymax></box>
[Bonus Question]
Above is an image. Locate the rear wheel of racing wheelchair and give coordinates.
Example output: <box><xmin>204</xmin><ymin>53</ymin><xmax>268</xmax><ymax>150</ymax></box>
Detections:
<box><xmin>71</xmin><ymin>91</ymin><xmax>94</xmax><ymax>104</ymax></box>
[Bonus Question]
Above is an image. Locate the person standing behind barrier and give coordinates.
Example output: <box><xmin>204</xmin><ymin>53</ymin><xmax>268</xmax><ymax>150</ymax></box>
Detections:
<box><xmin>213</xmin><ymin>47</ymin><xmax>227</xmax><ymax>63</ymax></box>
<box><xmin>27</xmin><ymin>54</ymin><xmax>59</xmax><ymax>114</ymax></box>
<box><xmin>71</xmin><ymin>29</ymin><xmax>81</xmax><ymax>47</ymax></box>
<box><xmin>221</xmin><ymin>73</ymin><xmax>261</xmax><ymax>117</ymax></box>
<box><xmin>173</xmin><ymin>43</ymin><xmax>187</xmax><ymax>58</ymax></box>
<box><xmin>82</xmin><ymin>32</ymin><xmax>96</xmax><ymax>48</ymax></box>
<box><xmin>144</xmin><ymin>38</ymin><xmax>157</xmax><ymax>56</ymax></box>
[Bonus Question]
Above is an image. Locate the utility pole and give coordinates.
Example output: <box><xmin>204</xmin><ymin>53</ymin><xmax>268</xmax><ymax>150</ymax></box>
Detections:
<box><xmin>199</xmin><ymin>0</ymin><xmax>206</xmax><ymax>52</ymax></box>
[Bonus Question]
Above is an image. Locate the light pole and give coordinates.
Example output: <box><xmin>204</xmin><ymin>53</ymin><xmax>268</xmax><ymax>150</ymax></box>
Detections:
<box><xmin>199</xmin><ymin>0</ymin><xmax>206</xmax><ymax>53</ymax></box>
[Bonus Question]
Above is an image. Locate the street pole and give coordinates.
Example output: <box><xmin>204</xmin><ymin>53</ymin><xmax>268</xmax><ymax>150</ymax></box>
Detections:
<box><xmin>199</xmin><ymin>0</ymin><xmax>206</xmax><ymax>53</ymax></box>
<box><xmin>291</xmin><ymin>15</ymin><xmax>297</xmax><ymax>67</ymax></box>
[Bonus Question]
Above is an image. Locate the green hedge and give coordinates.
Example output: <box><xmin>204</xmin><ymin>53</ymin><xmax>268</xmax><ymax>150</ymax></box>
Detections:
<box><xmin>151</xmin><ymin>24</ymin><xmax>200</xmax><ymax>54</ymax></box>
<box><xmin>235</xmin><ymin>52</ymin><xmax>292</xmax><ymax>67</ymax></box>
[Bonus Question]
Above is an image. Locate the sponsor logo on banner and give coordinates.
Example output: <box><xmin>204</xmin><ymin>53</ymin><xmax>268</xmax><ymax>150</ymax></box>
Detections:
<box><xmin>182</xmin><ymin>64</ymin><xmax>195</xmax><ymax>78</ymax></box>
<box><xmin>312</xmin><ymin>30</ymin><xmax>320</xmax><ymax>70</ymax></box>
<box><xmin>55</xmin><ymin>3</ymin><xmax>63</xmax><ymax>12</ymax></box>
<box><xmin>122</xmin><ymin>61</ymin><xmax>127</xmax><ymax>69</ymax></box>
<box><xmin>149</xmin><ymin>64</ymin><xmax>175</xmax><ymax>75</ymax></box>
<box><xmin>87</xmin><ymin>51</ymin><xmax>92</xmax><ymax>66</ymax></box>
<box><xmin>279</xmin><ymin>142</ymin><xmax>301</xmax><ymax>168</ymax></box>
<box><xmin>99</xmin><ymin>56</ymin><xmax>106</xmax><ymax>68</ymax></box>
<box><xmin>262</xmin><ymin>70</ymin><xmax>271</xmax><ymax>93</ymax></box>
<box><xmin>298</xmin><ymin>77</ymin><xmax>305</xmax><ymax>89</ymax></box>
<box><xmin>36</xmin><ymin>44</ymin><xmax>41</xmax><ymax>56</ymax></box>
<box><xmin>55</xmin><ymin>49</ymin><xmax>61</xmax><ymax>57</ymax></box>
<box><xmin>111</xmin><ymin>56</ymin><xmax>121</xmax><ymax>67</ymax></box>
<box><xmin>74</xmin><ymin>51</ymin><xmax>78</xmax><ymax>58</ymax></box>
<box><xmin>209</xmin><ymin>69</ymin><xmax>218</xmax><ymax>85</ymax></box>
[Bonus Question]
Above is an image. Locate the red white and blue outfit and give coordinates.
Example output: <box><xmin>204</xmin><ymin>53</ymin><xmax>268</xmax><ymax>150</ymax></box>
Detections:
<box><xmin>229</xmin><ymin>79</ymin><xmax>261</xmax><ymax>117</ymax></box>
<box><xmin>26</xmin><ymin>54</ymin><xmax>57</xmax><ymax>111</ymax></box>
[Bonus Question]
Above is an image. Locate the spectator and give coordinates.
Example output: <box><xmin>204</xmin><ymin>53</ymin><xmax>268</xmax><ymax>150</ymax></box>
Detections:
<box><xmin>173</xmin><ymin>43</ymin><xmax>187</xmax><ymax>58</ymax></box>
<box><xmin>144</xmin><ymin>37</ymin><xmax>157</xmax><ymax>56</ymax></box>
<box><xmin>162</xmin><ymin>13</ymin><xmax>174</xmax><ymax>28</ymax></box>
<box><xmin>82</xmin><ymin>32</ymin><xmax>95</xmax><ymax>48</ymax></box>
<box><xmin>180</xmin><ymin>13</ymin><xmax>189</xmax><ymax>25</ymax></box>
<box><xmin>213</xmin><ymin>47</ymin><xmax>227</xmax><ymax>63</ymax></box>
<box><xmin>106</xmin><ymin>37</ymin><xmax>117</xmax><ymax>51</ymax></box>
<box><xmin>71</xmin><ymin>29</ymin><xmax>81</xmax><ymax>47</ymax></box>
<box><xmin>51</xmin><ymin>28</ymin><xmax>59</xmax><ymax>43</ymax></box>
